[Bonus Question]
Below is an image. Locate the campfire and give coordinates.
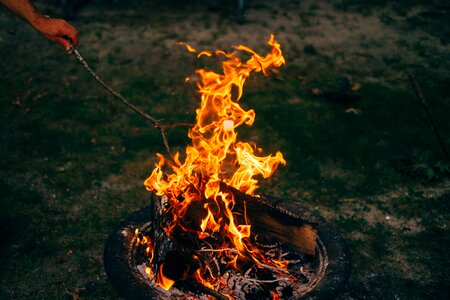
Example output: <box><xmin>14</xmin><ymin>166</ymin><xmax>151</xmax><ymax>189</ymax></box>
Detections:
<box><xmin>104</xmin><ymin>36</ymin><xmax>351</xmax><ymax>300</ymax></box>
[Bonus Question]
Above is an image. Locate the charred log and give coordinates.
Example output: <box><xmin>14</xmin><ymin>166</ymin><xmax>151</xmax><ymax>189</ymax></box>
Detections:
<box><xmin>151</xmin><ymin>193</ymin><xmax>204</xmax><ymax>281</ymax></box>
<box><xmin>219</xmin><ymin>183</ymin><xmax>318</xmax><ymax>256</ymax></box>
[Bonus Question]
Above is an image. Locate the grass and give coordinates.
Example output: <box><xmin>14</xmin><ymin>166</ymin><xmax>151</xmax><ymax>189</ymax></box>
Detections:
<box><xmin>0</xmin><ymin>0</ymin><xmax>449</xmax><ymax>299</ymax></box>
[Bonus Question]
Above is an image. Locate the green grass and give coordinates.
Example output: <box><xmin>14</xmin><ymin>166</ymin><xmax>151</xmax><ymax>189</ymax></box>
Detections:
<box><xmin>0</xmin><ymin>0</ymin><xmax>449</xmax><ymax>299</ymax></box>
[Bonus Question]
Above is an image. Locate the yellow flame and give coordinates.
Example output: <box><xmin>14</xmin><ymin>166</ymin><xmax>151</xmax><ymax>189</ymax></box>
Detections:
<box><xmin>145</xmin><ymin>34</ymin><xmax>285</xmax><ymax>200</ymax></box>
<box><xmin>197</xmin><ymin>50</ymin><xmax>213</xmax><ymax>58</ymax></box>
<box><xmin>200</xmin><ymin>203</ymin><xmax>220</xmax><ymax>234</ymax></box>
<box><xmin>145</xmin><ymin>35</ymin><xmax>287</xmax><ymax>287</ymax></box>
<box><xmin>177</xmin><ymin>41</ymin><xmax>197</xmax><ymax>53</ymax></box>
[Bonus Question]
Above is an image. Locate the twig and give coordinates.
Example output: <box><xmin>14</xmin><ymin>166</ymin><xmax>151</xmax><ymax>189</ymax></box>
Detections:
<box><xmin>212</xmin><ymin>257</ymin><xmax>221</xmax><ymax>289</ymax></box>
<box><xmin>196</xmin><ymin>283</ymin><xmax>229</xmax><ymax>300</ymax></box>
<box><xmin>257</xmin><ymin>262</ymin><xmax>290</xmax><ymax>275</ymax></box>
<box><xmin>245</xmin><ymin>277</ymin><xmax>289</xmax><ymax>284</ymax></box>
<box><xmin>244</xmin><ymin>266</ymin><xmax>253</xmax><ymax>278</ymax></box>
<box><xmin>407</xmin><ymin>72</ymin><xmax>449</xmax><ymax>161</ymax></box>
<box><xmin>180</xmin><ymin>280</ymin><xmax>228</xmax><ymax>300</ymax></box>
<box><xmin>198</xmin><ymin>248</ymin><xmax>238</xmax><ymax>253</ymax></box>
<box><xmin>68</xmin><ymin>43</ymin><xmax>193</xmax><ymax>166</ymax></box>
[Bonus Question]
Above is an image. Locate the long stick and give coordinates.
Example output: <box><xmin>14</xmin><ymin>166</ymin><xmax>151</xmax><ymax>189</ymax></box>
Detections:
<box><xmin>68</xmin><ymin>43</ymin><xmax>192</xmax><ymax>166</ymax></box>
<box><xmin>407</xmin><ymin>72</ymin><xmax>449</xmax><ymax>161</ymax></box>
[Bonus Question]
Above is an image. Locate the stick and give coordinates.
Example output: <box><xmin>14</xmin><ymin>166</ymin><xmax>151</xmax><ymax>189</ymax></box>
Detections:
<box><xmin>407</xmin><ymin>72</ymin><xmax>449</xmax><ymax>161</ymax></box>
<box><xmin>179</xmin><ymin>280</ymin><xmax>228</xmax><ymax>300</ymax></box>
<box><xmin>195</xmin><ymin>283</ymin><xmax>229</xmax><ymax>300</ymax></box>
<box><xmin>68</xmin><ymin>42</ymin><xmax>193</xmax><ymax>166</ymax></box>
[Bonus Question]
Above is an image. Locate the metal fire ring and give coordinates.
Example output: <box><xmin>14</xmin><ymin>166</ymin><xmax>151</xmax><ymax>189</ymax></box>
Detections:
<box><xmin>104</xmin><ymin>195</ymin><xmax>351</xmax><ymax>299</ymax></box>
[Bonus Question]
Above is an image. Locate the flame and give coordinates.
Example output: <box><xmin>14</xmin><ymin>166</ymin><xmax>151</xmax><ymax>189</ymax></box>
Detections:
<box><xmin>156</xmin><ymin>263</ymin><xmax>175</xmax><ymax>290</ymax></box>
<box><xmin>135</xmin><ymin>228</ymin><xmax>156</xmax><ymax>278</ymax></box>
<box><xmin>145</xmin><ymin>34</ymin><xmax>285</xmax><ymax>201</ymax></box>
<box><xmin>144</xmin><ymin>35</ymin><xmax>287</xmax><ymax>290</ymax></box>
<box><xmin>200</xmin><ymin>203</ymin><xmax>220</xmax><ymax>234</ymax></box>
<box><xmin>272</xmin><ymin>291</ymin><xmax>281</xmax><ymax>300</ymax></box>
<box><xmin>177</xmin><ymin>41</ymin><xmax>197</xmax><ymax>53</ymax></box>
<box><xmin>198</xmin><ymin>50</ymin><xmax>213</xmax><ymax>58</ymax></box>
<box><xmin>194</xmin><ymin>269</ymin><xmax>215</xmax><ymax>290</ymax></box>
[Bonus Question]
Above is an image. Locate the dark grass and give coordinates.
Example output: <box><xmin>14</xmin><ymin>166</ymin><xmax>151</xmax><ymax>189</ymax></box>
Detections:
<box><xmin>1</xmin><ymin>0</ymin><xmax>450</xmax><ymax>299</ymax></box>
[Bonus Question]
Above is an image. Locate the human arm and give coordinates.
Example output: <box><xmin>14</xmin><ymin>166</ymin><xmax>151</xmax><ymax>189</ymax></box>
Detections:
<box><xmin>0</xmin><ymin>0</ymin><xmax>78</xmax><ymax>50</ymax></box>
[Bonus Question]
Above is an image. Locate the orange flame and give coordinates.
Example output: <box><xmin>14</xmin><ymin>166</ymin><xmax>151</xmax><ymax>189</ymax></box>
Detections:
<box><xmin>200</xmin><ymin>203</ymin><xmax>220</xmax><ymax>234</ymax></box>
<box><xmin>272</xmin><ymin>291</ymin><xmax>281</xmax><ymax>300</ymax></box>
<box><xmin>144</xmin><ymin>35</ymin><xmax>286</xmax><ymax>287</ymax></box>
<box><xmin>135</xmin><ymin>228</ymin><xmax>156</xmax><ymax>278</ymax></box>
<box><xmin>194</xmin><ymin>269</ymin><xmax>215</xmax><ymax>290</ymax></box>
<box><xmin>177</xmin><ymin>41</ymin><xmax>197</xmax><ymax>53</ymax></box>
<box><xmin>156</xmin><ymin>263</ymin><xmax>175</xmax><ymax>290</ymax></box>
<box><xmin>145</xmin><ymin>34</ymin><xmax>285</xmax><ymax>199</ymax></box>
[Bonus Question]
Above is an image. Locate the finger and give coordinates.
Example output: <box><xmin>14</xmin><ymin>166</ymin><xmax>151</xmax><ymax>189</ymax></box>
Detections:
<box><xmin>60</xmin><ymin>21</ymin><xmax>79</xmax><ymax>46</ymax></box>
<box><xmin>54</xmin><ymin>36</ymin><xmax>72</xmax><ymax>51</ymax></box>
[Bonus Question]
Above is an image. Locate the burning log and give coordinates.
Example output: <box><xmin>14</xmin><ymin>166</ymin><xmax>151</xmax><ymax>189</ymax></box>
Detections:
<box><xmin>144</xmin><ymin>184</ymin><xmax>319</xmax><ymax>299</ymax></box>
<box><xmin>151</xmin><ymin>193</ymin><xmax>200</xmax><ymax>284</ymax></box>
<box><xmin>104</xmin><ymin>196</ymin><xmax>351</xmax><ymax>300</ymax></box>
<box><xmin>220</xmin><ymin>183</ymin><xmax>318</xmax><ymax>256</ymax></box>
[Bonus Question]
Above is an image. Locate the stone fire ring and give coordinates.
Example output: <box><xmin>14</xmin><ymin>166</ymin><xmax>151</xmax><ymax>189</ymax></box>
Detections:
<box><xmin>104</xmin><ymin>194</ymin><xmax>351</xmax><ymax>299</ymax></box>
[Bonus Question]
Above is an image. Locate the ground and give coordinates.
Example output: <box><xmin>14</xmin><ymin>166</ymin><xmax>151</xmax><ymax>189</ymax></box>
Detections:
<box><xmin>0</xmin><ymin>0</ymin><xmax>449</xmax><ymax>299</ymax></box>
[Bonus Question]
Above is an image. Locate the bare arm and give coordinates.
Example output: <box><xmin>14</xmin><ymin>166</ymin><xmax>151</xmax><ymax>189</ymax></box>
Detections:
<box><xmin>0</xmin><ymin>0</ymin><xmax>78</xmax><ymax>50</ymax></box>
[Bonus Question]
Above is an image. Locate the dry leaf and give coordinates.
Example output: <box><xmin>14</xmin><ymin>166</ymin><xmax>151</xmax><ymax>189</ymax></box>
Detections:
<box><xmin>351</xmin><ymin>82</ymin><xmax>362</xmax><ymax>91</ymax></box>
<box><xmin>311</xmin><ymin>88</ymin><xmax>322</xmax><ymax>96</ymax></box>
<box><xmin>345</xmin><ymin>107</ymin><xmax>361</xmax><ymax>115</ymax></box>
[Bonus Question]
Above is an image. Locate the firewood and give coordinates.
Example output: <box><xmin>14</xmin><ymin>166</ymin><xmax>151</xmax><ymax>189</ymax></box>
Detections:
<box><xmin>218</xmin><ymin>183</ymin><xmax>318</xmax><ymax>256</ymax></box>
<box><xmin>147</xmin><ymin>185</ymin><xmax>319</xmax><ymax>300</ymax></box>
<box><xmin>151</xmin><ymin>193</ymin><xmax>203</xmax><ymax>282</ymax></box>
<box><xmin>150</xmin><ymin>193</ymin><xmax>208</xmax><ymax>282</ymax></box>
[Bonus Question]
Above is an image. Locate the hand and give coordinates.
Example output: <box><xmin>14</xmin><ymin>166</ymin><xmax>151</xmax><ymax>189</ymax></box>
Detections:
<box><xmin>31</xmin><ymin>16</ymin><xmax>78</xmax><ymax>51</ymax></box>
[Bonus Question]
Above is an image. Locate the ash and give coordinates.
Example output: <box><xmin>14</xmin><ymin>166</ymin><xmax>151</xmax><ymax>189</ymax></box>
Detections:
<box><xmin>135</xmin><ymin>229</ymin><xmax>323</xmax><ymax>300</ymax></box>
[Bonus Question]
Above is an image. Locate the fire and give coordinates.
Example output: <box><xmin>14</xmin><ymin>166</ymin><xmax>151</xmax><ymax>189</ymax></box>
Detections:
<box><xmin>156</xmin><ymin>263</ymin><xmax>175</xmax><ymax>290</ymax></box>
<box><xmin>143</xmin><ymin>35</ymin><xmax>287</xmax><ymax>292</ymax></box>
<box><xmin>145</xmin><ymin>34</ymin><xmax>285</xmax><ymax>201</ymax></box>
<box><xmin>194</xmin><ymin>269</ymin><xmax>215</xmax><ymax>290</ymax></box>
<box><xmin>135</xmin><ymin>228</ymin><xmax>156</xmax><ymax>278</ymax></box>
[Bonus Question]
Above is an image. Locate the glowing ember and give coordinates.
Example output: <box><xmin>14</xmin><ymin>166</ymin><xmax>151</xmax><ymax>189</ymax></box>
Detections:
<box><xmin>142</xmin><ymin>35</ymin><xmax>289</xmax><ymax>295</ymax></box>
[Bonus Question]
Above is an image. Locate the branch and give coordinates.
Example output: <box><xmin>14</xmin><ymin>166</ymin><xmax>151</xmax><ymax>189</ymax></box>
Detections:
<box><xmin>68</xmin><ymin>43</ymin><xmax>193</xmax><ymax>166</ymax></box>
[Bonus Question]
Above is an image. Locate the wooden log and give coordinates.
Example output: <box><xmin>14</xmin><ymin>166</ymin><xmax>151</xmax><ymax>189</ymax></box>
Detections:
<box><xmin>149</xmin><ymin>193</ymin><xmax>206</xmax><ymax>282</ymax></box>
<box><xmin>150</xmin><ymin>193</ymin><xmax>182</xmax><ymax>280</ymax></box>
<box><xmin>147</xmin><ymin>183</ymin><xmax>318</xmax><ymax>300</ymax></box>
<box><xmin>219</xmin><ymin>183</ymin><xmax>318</xmax><ymax>256</ymax></box>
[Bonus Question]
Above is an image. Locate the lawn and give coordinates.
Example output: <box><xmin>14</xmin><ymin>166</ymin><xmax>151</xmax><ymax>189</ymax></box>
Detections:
<box><xmin>1</xmin><ymin>0</ymin><xmax>449</xmax><ymax>299</ymax></box>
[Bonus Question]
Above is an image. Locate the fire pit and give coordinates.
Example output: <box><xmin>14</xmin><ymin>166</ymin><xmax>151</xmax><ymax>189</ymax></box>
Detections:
<box><xmin>103</xmin><ymin>36</ymin><xmax>350</xmax><ymax>299</ymax></box>
<box><xmin>104</xmin><ymin>191</ymin><xmax>351</xmax><ymax>299</ymax></box>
